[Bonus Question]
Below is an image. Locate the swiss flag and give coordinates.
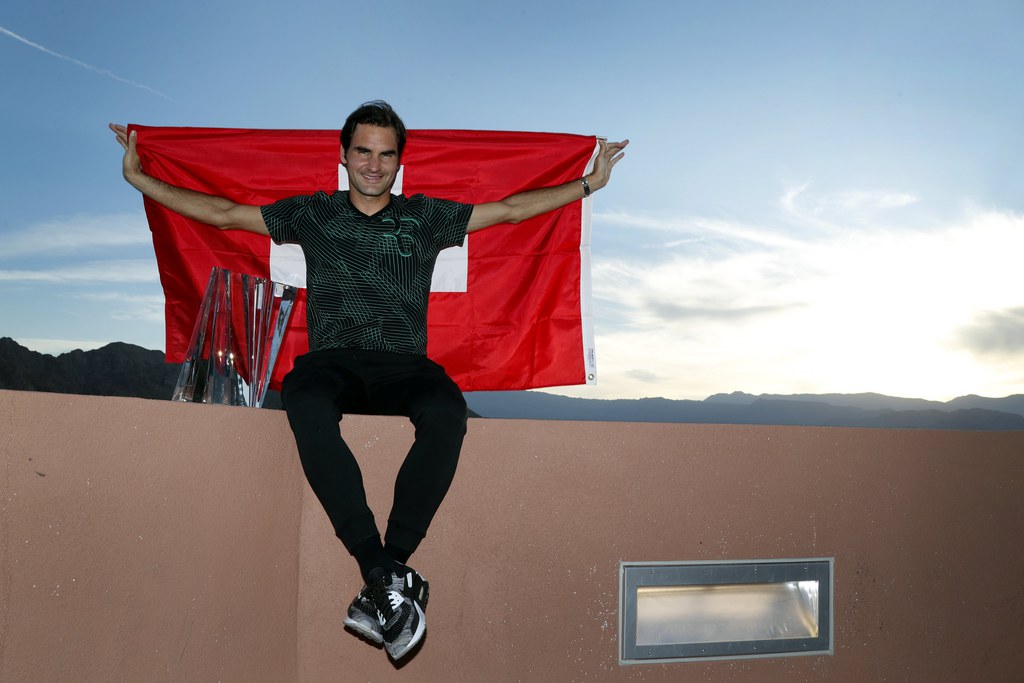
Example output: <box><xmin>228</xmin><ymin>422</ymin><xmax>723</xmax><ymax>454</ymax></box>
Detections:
<box><xmin>131</xmin><ymin>125</ymin><xmax>599</xmax><ymax>391</ymax></box>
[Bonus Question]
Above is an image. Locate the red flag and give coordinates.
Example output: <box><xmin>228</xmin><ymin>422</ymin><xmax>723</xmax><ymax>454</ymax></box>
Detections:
<box><xmin>132</xmin><ymin>125</ymin><xmax>598</xmax><ymax>391</ymax></box>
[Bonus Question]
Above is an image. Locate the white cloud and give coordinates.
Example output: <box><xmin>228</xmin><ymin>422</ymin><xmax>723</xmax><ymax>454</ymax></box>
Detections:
<box><xmin>781</xmin><ymin>183</ymin><xmax>920</xmax><ymax>229</ymax></box>
<box><xmin>0</xmin><ymin>259</ymin><xmax>159</xmax><ymax>283</ymax></box>
<box><xmin>73</xmin><ymin>291</ymin><xmax>166</xmax><ymax>324</ymax></box>
<box><xmin>2</xmin><ymin>212</ymin><xmax>151</xmax><ymax>259</ymax></box>
<box><xmin>568</xmin><ymin>205</ymin><xmax>1024</xmax><ymax>402</ymax></box>
<box><xmin>595</xmin><ymin>209</ymin><xmax>808</xmax><ymax>250</ymax></box>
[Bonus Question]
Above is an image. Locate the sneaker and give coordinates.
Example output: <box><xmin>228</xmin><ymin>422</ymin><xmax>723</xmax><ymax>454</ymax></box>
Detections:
<box><xmin>402</xmin><ymin>566</ymin><xmax>430</xmax><ymax>612</ymax></box>
<box><xmin>363</xmin><ymin>566</ymin><xmax>430</xmax><ymax>661</ymax></box>
<box><xmin>344</xmin><ymin>584</ymin><xmax>384</xmax><ymax>644</ymax></box>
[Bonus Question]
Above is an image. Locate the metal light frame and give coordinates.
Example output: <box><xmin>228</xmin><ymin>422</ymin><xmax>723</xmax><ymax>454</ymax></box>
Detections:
<box><xmin>619</xmin><ymin>558</ymin><xmax>834</xmax><ymax>664</ymax></box>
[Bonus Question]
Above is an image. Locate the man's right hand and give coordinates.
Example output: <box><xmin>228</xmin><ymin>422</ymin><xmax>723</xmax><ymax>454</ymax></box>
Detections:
<box><xmin>109</xmin><ymin>123</ymin><xmax>143</xmax><ymax>186</ymax></box>
<box><xmin>106</xmin><ymin>122</ymin><xmax>270</xmax><ymax>236</ymax></box>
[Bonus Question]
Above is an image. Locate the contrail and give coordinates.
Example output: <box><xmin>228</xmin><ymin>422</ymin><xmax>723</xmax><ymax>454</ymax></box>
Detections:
<box><xmin>0</xmin><ymin>24</ymin><xmax>172</xmax><ymax>100</ymax></box>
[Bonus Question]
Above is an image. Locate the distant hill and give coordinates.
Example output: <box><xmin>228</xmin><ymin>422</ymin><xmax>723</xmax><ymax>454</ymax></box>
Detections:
<box><xmin>3</xmin><ymin>338</ymin><xmax>1023</xmax><ymax>429</ymax></box>
<box><xmin>462</xmin><ymin>390</ymin><xmax>1024</xmax><ymax>430</ymax></box>
<box><xmin>0</xmin><ymin>337</ymin><xmax>282</xmax><ymax>409</ymax></box>
<box><xmin>0</xmin><ymin>337</ymin><xmax>180</xmax><ymax>400</ymax></box>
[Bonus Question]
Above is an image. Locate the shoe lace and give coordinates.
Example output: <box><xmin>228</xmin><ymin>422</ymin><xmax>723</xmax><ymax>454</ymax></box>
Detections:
<box><xmin>368</xmin><ymin>575</ymin><xmax>396</xmax><ymax>624</ymax></box>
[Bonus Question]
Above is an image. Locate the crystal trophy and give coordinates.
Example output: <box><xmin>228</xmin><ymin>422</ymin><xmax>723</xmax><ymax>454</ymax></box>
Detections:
<box><xmin>172</xmin><ymin>267</ymin><xmax>297</xmax><ymax>408</ymax></box>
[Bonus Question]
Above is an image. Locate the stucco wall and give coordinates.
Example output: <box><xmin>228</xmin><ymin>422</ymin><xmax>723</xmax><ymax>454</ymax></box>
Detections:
<box><xmin>0</xmin><ymin>390</ymin><xmax>304</xmax><ymax>682</ymax></box>
<box><xmin>2</xmin><ymin>389</ymin><xmax>1022</xmax><ymax>681</ymax></box>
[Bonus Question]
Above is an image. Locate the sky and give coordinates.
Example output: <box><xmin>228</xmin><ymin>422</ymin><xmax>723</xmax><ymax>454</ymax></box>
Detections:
<box><xmin>2</xmin><ymin>0</ymin><xmax>1023</xmax><ymax>402</ymax></box>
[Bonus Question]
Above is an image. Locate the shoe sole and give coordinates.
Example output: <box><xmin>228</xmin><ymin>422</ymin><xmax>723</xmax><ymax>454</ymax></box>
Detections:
<box><xmin>344</xmin><ymin>617</ymin><xmax>384</xmax><ymax>645</ymax></box>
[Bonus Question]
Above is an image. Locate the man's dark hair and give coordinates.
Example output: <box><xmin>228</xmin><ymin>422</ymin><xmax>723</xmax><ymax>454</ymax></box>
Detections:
<box><xmin>341</xmin><ymin>100</ymin><xmax>408</xmax><ymax>159</ymax></box>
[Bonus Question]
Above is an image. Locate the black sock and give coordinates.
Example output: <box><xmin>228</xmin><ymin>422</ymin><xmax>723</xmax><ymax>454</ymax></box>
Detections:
<box><xmin>351</xmin><ymin>535</ymin><xmax>394</xmax><ymax>584</ymax></box>
<box><xmin>384</xmin><ymin>541</ymin><xmax>412</xmax><ymax>566</ymax></box>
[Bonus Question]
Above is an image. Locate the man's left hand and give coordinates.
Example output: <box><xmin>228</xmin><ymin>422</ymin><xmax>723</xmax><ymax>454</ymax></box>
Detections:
<box><xmin>587</xmin><ymin>139</ymin><xmax>629</xmax><ymax>192</ymax></box>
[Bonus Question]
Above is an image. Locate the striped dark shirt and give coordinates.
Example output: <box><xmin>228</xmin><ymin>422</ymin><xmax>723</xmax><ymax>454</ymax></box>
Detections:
<box><xmin>261</xmin><ymin>191</ymin><xmax>471</xmax><ymax>355</ymax></box>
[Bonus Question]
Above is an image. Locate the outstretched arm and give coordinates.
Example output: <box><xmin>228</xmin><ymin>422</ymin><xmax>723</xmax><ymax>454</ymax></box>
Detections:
<box><xmin>467</xmin><ymin>138</ymin><xmax>628</xmax><ymax>234</ymax></box>
<box><xmin>109</xmin><ymin>123</ymin><xmax>269</xmax><ymax>236</ymax></box>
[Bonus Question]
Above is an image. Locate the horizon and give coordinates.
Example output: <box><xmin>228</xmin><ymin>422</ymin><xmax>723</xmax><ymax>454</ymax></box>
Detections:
<box><xmin>5</xmin><ymin>335</ymin><xmax>1022</xmax><ymax>405</ymax></box>
<box><xmin>3</xmin><ymin>1</ymin><xmax>1023</xmax><ymax>403</ymax></box>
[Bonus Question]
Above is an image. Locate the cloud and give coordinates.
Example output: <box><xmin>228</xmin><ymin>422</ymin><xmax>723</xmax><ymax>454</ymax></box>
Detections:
<box><xmin>624</xmin><ymin>369</ymin><xmax>666</xmax><ymax>383</ymax></box>
<box><xmin>781</xmin><ymin>183</ymin><xmax>919</xmax><ymax>229</ymax></box>
<box><xmin>0</xmin><ymin>259</ymin><xmax>159</xmax><ymax>283</ymax></box>
<box><xmin>73</xmin><ymin>291</ymin><xmax>166</xmax><ymax>324</ymax></box>
<box><xmin>577</xmin><ymin>206</ymin><xmax>1024</xmax><ymax>401</ymax></box>
<box><xmin>644</xmin><ymin>301</ymin><xmax>803</xmax><ymax>323</ymax></box>
<box><xmin>3</xmin><ymin>212</ymin><xmax>151</xmax><ymax>259</ymax></box>
<box><xmin>596</xmin><ymin>210</ymin><xmax>804</xmax><ymax>250</ymax></box>
<box><xmin>0</xmin><ymin>212</ymin><xmax>157</xmax><ymax>284</ymax></box>
<box><xmin>954</xmin><ymin>308</ymin><xmax>1024</xmax><ymax>357</ymax></box>
<box><xmin>0</xmin><ymin>24</ymin><xmax>171</xmax><ymax>100</ymax></box>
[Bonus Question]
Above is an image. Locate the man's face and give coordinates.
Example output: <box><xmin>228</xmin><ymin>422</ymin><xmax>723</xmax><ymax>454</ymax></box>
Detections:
<box><xmin>341</xmin><ymin>123</ymin><xmax>400</xmax><ymax>201</ymax></box>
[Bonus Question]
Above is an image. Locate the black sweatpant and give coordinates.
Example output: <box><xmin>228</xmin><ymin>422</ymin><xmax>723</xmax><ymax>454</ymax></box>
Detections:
<box><xmin>280</xmin><ymin>347</ymin><xmax>467</xmax><ymax>557</ymax></box>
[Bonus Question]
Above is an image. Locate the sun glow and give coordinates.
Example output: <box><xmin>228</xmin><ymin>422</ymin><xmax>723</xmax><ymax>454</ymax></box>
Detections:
<box><xmin>569</xmin><ymin>208</ymin><xmax>1024</xmax><ymax>401</ymax></box>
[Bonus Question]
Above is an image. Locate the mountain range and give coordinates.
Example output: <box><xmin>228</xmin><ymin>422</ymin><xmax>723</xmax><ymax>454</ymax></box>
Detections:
<box><xmin>3</xmin><ymin>337</ymin><xmax>1023</xmax><ymax>430</ymax></box>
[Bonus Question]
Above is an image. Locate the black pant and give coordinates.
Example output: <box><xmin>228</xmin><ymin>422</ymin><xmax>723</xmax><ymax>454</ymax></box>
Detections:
<box><xmin>281</xmin><ymin>347</ymin><xmax>467</xmax><ymax>556</ymax></box>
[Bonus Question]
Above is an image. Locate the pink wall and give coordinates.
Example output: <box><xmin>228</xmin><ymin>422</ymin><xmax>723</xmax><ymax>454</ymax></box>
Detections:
<box><xmin>2</xmin><ymin>389</ymin><xmax>1022</xmax><ymax>681</ymax></box>
<box><xmin>0</xmin><ymin>390</ymin><xmax>303</xmax><ymax>681</ymax></box>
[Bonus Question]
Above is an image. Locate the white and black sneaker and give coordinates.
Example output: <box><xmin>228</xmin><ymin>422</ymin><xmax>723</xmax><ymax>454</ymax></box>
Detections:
<box><xmin>344</xmin><ymin>584</ymin><xmax>384</xmax><ymax>644</ymax></box>
<box><xmin>358</xmin><ymin>566</ymin><xmax>429</xmax><ymax>660</ymax></box>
